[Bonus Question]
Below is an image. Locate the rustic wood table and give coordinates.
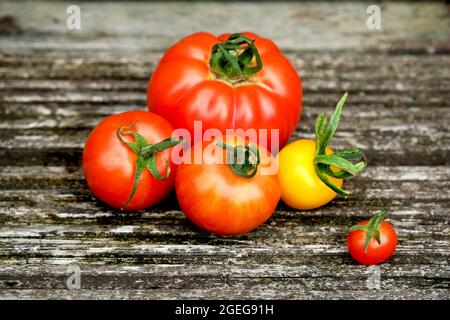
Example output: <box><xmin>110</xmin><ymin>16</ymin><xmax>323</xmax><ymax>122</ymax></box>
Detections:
<box><xmin>0</xmin><ymin>1</ymin><xmax>449</xmax><ymax>300</ymax></box>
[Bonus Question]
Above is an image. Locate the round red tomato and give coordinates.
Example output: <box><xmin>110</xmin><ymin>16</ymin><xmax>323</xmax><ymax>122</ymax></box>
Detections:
<box><xmin>175</xmin><ymin>135</ymin><xmax>281</xmax><ymax>235</ymax></box>
<box><xmin>83</xmin><ymin>110</ymin><xmax>180</xmax><ymax>211</ymax></box>
<box><xmin>347</xmin><ymin>211</ymin><xmax>398</xmax><ymax>265</ymax></box>
<box><xmin>147</xmin><ymin>32</ymin><xmax>302</xmax><ymax>150</ymax></box>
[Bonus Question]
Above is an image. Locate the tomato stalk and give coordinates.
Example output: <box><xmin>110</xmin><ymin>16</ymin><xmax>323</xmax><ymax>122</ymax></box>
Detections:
<box><xmin>313</xmin><ymin>93</ymin><xmax>367</xmax><ymax>196</ymax></box>
<box><xmin>349</xmin><ymin>210</ymin><xmax>388</xmax><ymax>252</ymax></box>
<box><xmin>209</xmin><ymin>33</ymin><xmax>263</xmax><ymax>82</ymax></box>
<box><xmin>216</xmin><ymin>141</ymin><xmax>261</xmax><ymax>178</ymax></box>
<box><xmin>116</xmin><ymin>123</ymin><xmax>182</xmax><ymax>209</ymax></box>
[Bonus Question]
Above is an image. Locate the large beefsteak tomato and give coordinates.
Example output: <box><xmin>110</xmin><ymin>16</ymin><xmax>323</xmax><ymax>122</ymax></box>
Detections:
<box><xmin>147</xmin><ymin>32</ymin><xmax>302</xmax><ymax>151</ymax></box>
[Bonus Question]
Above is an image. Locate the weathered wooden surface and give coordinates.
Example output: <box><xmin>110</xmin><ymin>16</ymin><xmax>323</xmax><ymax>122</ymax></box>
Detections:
<box><xmin>0</xmin><ymin>1</ymin><xmax>449</xmax><ymax>300</ymax></box>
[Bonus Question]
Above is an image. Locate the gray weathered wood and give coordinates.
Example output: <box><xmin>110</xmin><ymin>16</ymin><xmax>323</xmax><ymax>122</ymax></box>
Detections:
<box><xmin>0</xmin><ymin>0</ymin><xmax>449</xmax><ymax>300</ymax></box>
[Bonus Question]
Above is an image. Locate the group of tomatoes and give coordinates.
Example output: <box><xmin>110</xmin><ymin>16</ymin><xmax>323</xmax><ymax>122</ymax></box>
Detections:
<box><xmin>83</xmin><ymin>32</ymin><xmax>397</xmax><ymax>265</ymax></box>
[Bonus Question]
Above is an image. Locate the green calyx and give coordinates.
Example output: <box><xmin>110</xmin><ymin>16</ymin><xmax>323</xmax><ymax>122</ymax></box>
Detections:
<box><xmin>216</xmin><ymin>141</ymin><xmax>261</xmax><ymax>178</ymax></box>
<box><xmin>116</xmin><ymin>123</ymin><xmax>182</xmax><ymax>210</ymax></box>
<box><xmin>209</xmin><ymin>33</ymin><xmax>263</xmax><ymax>83</ymax></box>
<box><xmin>313</xmin><ymin>92</ymin><xmax>367</xmax><ymax>197</ymax></box>
<box><xmin>349</xmin><ymin>210</ymin><xmax>388</xmax><ymax>252</ymax></box>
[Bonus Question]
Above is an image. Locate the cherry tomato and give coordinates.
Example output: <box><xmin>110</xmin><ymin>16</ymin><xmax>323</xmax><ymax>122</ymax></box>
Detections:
<box><xmin>83</xmin><ymin>110</ymin><xmax>180</xmax><ymax>211</ymax></box>
<box><xmin>147</xmin><ymin>32</ymin><xmax>302</xmax><ymax>150</ymax></box>
<box><xmin>277</xmin><ymin>93</ymin><xmax>366</xmax><ymax>210</ymax></box>
<box><xmin>175</xmin><ymin>135</ymin><xmax>281</xmax><ymax>235</ymax></box>
<box><xmin>277</xmin><ymin>140</ymin><xmax>343</xmax><ymax>210</ymax></box>
<box><xmin>348</xmin><ymin>211</ymin><xmax>398</xmax><ymax>265</ymax></box>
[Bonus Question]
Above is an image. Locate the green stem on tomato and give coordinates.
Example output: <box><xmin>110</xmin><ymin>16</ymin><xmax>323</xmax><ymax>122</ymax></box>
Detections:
<box><xmin>116</xmin><ymin>123</ymin><xmax>182</xmax><ymax>210</ymax></box>
<box><xmin>216</xmin><ymin>141</ymin><xmax>261</xmax><ymax>178</ymax></box>
<box><xmin>349</xmin><ymin>210</ymin><xmax>388</xmax><ymax>252</ymax></box>
<box><xmin>313</xmin><ymin>93</ymin><xmax>367</xmax><ymax>197</ymax></box>
<box><xmin>209</xmin><ymin>33</ymin><xmax>263</xmax><ymax>82</ymax></box>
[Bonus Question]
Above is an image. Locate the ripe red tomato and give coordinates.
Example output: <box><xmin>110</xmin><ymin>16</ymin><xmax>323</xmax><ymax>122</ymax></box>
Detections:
<box><xmin>347</xmin><ymin>211</ymin><xmax>398</xmax><ymax>265</ymax></box>
<box><xmin>83</xmin><ymin>110</ymin><xmax>180</xmax><ymax>211</ymax></box>
<box><xmin>147</xmin><ymin>32</ymin><xmax>302</xmax><ymax>150</ymax></box>
<box><xmin>175</xmin><ymin>135</ymin><xmax>281</xmax><ymax>235</ymax></box>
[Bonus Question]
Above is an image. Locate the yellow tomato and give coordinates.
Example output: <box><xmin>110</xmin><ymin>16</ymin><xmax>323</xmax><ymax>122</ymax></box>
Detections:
<box><xmin>276</xmin><ymin>139</ymin><xmax>343</xmax><ymax>210</ymax></box>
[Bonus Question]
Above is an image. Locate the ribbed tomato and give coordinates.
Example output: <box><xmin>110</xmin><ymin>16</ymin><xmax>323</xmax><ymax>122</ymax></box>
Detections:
<box><xmin>147</xmin><ymin>32</ymin><xmax>302</xmax><ymax>151</ymax></box>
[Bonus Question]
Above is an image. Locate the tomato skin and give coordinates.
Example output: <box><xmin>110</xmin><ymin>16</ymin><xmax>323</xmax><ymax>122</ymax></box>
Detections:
<box><xmin>348</xmin><ymin>221</ymin><xmax>398</xmax><ymax>266</ymax></box>
<box><xmin>83</xmin><ymin>110</ymin><xmax>176</xmax><ymax>211</ymax></box>
<box><xmin>147</xmin><ymin>32</ymin><xmax>302</xmax><ymax>150</ymax></box>
<box><xmin>276</xmin><ymin>139</ymin><xmax>343</xmax><ymax>210</ymax></box>
<box><xmin>175</xmin><ymin>135</ymin><xmax>281</xmax><ymax>235</ymax></box>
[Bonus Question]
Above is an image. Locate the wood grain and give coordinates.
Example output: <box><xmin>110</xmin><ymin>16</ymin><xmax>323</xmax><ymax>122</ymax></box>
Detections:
<box><xmin>0</xmin><ymin>0</ymin><xmax>449</xmax><ymax>300</ymax></box>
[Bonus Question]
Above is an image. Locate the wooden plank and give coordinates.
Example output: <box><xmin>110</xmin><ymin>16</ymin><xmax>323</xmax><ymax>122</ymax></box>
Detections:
<box><xmin>1</xmin><ymin>52</ymin><xmax>450</xmax><ymax>82</ymax></box>
<box><xmin>1</xmin><ymin>78</ymin><xmax>450</xmax><ymax>95</ymax></box>
<box><xmin>0</xmin><ymin>260</ymin><xmax>448</xmax><ymax>290</ymax></box>
<box><xmin>0</xmin><ymin>166</ymin><xmax>448</xmax><ymax>248</ymax></box>
<box><xmin>0</xmin><ymin>1</ymin><xmax>449</xmax><ymax>51</ymax></box>
<box><xmin>0</xmin><ymin>127</ymin><xmax>447</xmax><ymax>166</ymax></box>
<box><xmin>1</xmin><ymin>288</ymin><xmax>448</xmax><ymax>300</ymax></box>
<box><xmin>0</xmin><ymin>245</ymin><xmax>447</xmax><ymax>299</ymax></box>
<box><xmin>0</xmin><ymin>50</ymin><xmax>448</xmax><ymax>168</ymax></box>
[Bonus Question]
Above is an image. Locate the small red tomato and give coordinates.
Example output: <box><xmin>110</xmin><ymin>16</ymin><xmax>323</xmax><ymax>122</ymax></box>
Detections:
<box><xmin>347</xmin><ymin>211</ymin><xmax>398</xmax><ymax>265</ymax></box>
<box><xmin>83</xmin><ymin>110</ymin><xmax>181</xmax><ymax>211</ymax></box>
<box><xmin>175</xmin><ymin>135</ymin><xmax>281</xmax><ymax>235</ymax></box>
